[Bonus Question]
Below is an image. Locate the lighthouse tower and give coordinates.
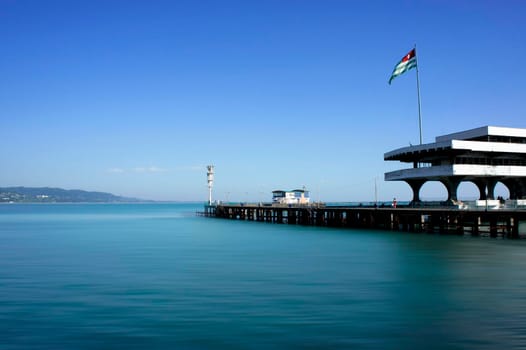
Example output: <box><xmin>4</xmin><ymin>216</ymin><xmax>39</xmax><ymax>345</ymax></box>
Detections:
<box><xmin>206</xmin><ymin>165</ymin><xmax>214</xmax><ymax>205</ymax></box>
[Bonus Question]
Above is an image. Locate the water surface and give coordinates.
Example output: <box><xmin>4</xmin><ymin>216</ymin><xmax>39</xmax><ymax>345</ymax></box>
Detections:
<box><xmin>1</xmin><ymin>203</ymin><xmax>526</xmax><ymax>349</ymax></box>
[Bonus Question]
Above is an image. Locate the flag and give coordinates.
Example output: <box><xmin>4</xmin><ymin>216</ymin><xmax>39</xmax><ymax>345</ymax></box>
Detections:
<box><xmin>388</xmin><ymin>48</ymin><xmax>417</xmax><ymax>85</ymax></box>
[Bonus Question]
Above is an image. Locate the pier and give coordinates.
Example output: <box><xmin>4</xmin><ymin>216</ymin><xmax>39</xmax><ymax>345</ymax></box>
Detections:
<box><xmin>200</xmin><ymin>126</ymin><xmax>526</xmax><ymax>238</ymax></box>
<box><xmin>201</xmin><ymin>203</ymin><xmax>526</xmax><ymax>238</ymax></box>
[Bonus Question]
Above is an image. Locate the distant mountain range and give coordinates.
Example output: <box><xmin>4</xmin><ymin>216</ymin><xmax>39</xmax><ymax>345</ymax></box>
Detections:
<box><xmin>0</xmin><ymin>187</ymin><xmax>145</xmax><ymax>203</ymax></box>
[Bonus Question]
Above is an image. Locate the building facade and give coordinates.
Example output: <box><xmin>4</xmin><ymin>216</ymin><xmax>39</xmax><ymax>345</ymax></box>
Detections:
<box><xmin>272</xmin><ymin>189</ymin><xmax>310</xmax><ymax>205</ymax></box>
<box><xmin>384</xmin><ymin>126</ymin><xmax>526</xmax><ymax>204</ymax></box>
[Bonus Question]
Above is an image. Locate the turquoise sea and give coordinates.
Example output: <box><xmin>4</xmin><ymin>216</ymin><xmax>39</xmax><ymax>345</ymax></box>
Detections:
<box><xmin>2</xmin><ymin>203</ymin><xmax>526</xmax><ymax>349</ymax></box>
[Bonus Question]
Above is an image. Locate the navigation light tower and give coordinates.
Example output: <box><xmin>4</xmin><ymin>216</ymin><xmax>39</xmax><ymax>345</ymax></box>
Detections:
<box><xmin>207</xmin><ymin>165</ymin><xmax>214</xmax><ymax>205</ymax></box>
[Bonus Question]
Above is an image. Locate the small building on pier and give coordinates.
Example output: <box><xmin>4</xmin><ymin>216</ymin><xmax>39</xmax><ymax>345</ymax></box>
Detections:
<box><xmin>272</xmin><ymin>189</ymin><xmax>310</xmax><ymax>205</ymax></box>
<box><xmin>384</xmin><ymin>126</ymin><xmax>526</xmax><ymax>205</ymax></box>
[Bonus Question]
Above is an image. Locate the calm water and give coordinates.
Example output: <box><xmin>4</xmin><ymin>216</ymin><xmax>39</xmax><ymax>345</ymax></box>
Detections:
<box><xmin>2</xmin><ymin>203</ymin><xmax>526</xmax><ymax>349</ymax></box>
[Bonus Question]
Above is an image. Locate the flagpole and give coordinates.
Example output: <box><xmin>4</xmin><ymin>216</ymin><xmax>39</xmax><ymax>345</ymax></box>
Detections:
<box><xmin>415</xmin><ymin>45</ymin><xmax>423</xmax><ymax>145</ymax></box>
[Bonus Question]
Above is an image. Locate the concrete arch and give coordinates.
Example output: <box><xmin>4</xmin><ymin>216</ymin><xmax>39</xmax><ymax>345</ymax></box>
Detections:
<box><xmin>494</xmin><ymin>181</ymin><xmax>510</xmax><ymax>200</ymax></box>
<box><xmin>419</xmin><ymin>181</ymin><xmax>448</xmax><ymax>201</ymax></box>
<box><xmin>457</xmin><ymin>181</ymin><xmax>480</xmax><ymax>201</ymax></box>
<box><xmin>468</xmin><ymin>178</ymin><xmax>507</xmax><ymax>200</ymax></box>
<box><xmin>403</xmin><ymin>178</ymin><xmax>524</xmax><ymax>203</ymax></box>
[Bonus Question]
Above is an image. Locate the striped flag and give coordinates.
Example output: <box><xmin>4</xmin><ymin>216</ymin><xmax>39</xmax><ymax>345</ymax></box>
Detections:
<box><xmin>388</xmin><ymin>48</ymin><xmax>417</xmax><ymax>85</ymax></box>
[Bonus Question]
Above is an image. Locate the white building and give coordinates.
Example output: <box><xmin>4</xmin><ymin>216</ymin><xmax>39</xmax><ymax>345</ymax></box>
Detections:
<box><xmin>385</xmin><ymin>126</ymin><xmax>526</xmax><ymax>204</ymax></box>
<box><xmin>272</xmin><ymin>189</ymin><xmax>310</xmax><ymax>205</ymax></box>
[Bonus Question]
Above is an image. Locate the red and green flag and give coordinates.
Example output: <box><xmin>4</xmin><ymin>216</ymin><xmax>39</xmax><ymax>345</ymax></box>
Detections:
<box><xmin>388</xmin><ymin>48</ymin><xmax>417</xmax><ymax>85</ymax></box>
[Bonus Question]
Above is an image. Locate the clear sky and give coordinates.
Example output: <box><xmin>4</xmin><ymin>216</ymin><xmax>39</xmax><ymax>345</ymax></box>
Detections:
<box><xmin>1</xmin><ymin>0</ymin><xmax>525</xmax><ymax>202</ymax></box>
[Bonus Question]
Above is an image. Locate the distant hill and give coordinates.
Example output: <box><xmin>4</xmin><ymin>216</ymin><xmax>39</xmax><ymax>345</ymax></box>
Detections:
<box><xmin>0</xmin><ymin>187</ymin><xmax>145</xmax><ymax>203</ymax></box>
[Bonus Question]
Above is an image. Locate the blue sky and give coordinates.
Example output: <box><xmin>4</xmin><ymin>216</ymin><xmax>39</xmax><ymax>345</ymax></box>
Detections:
<box><xmin>1</xmin><ymin>0</ymin><xmax>525</xmax><ymax>201</ymax></box>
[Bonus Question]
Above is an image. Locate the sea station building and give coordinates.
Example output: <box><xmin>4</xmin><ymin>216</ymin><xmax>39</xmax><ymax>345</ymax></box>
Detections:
<box><xmin>384</xmin><ymin>126</ymin><xmax>526</xmax><ymax>205</ymax></box>
<box><xmin>272</xmin><ymin>189</ymin><xmax>310</xmax><ymax>205</ymax></box>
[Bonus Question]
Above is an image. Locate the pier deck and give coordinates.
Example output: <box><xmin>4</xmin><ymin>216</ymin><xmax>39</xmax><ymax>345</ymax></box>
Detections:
<box><xmin>200</xmin><ymin>204</ymin><xmax>526</xmax><ymax>238</ymax></box>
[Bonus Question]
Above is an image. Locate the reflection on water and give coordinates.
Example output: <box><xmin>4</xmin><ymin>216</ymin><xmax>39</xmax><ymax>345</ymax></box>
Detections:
<box><xmin>1</xmin><ymin>203</ymin><xmax>526</xmax><ymax>349</ymax></box>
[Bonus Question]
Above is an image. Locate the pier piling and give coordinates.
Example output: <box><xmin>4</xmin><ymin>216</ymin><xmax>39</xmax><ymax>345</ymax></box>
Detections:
<box><xmin>200</xmin><ymin>204</ymin><xmax>526</xmax><ymax>238</ymax></box>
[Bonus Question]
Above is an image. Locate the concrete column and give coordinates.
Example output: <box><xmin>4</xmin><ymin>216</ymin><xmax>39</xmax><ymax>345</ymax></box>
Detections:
<box><xmin>515</xmin><ymin>179</ymin><xmax>526</xmax><ymax>199</ymax></box>
<box><xmin>474</xmin><ymin>180</ymin><xmax>487</xmax><ymax>200</ymax></box>
<box><xmin>440</xmin><ymin>178</ymin><xmax>462</xmax><ymax>203</ymax></box>
<box><xmin>486</xmin><ymin>179</ymin><xmax>497</xmax><ymax>200</ymax></box>
<box><xmin>405</xmin><ymin>179</ymin><xmax>426</xmax><ymax>204</ymax></box>
<box><xmin>501</xmin><ymin>179</ymin><xmax>517</xmax><ymax>200</ymax></box>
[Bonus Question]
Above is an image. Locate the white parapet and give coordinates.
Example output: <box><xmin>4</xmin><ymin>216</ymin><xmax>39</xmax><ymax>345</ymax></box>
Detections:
<box><xmin>385</xmin><ymin>164</ymin><xmax>526</xmax><ymax>181</ymax></box>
